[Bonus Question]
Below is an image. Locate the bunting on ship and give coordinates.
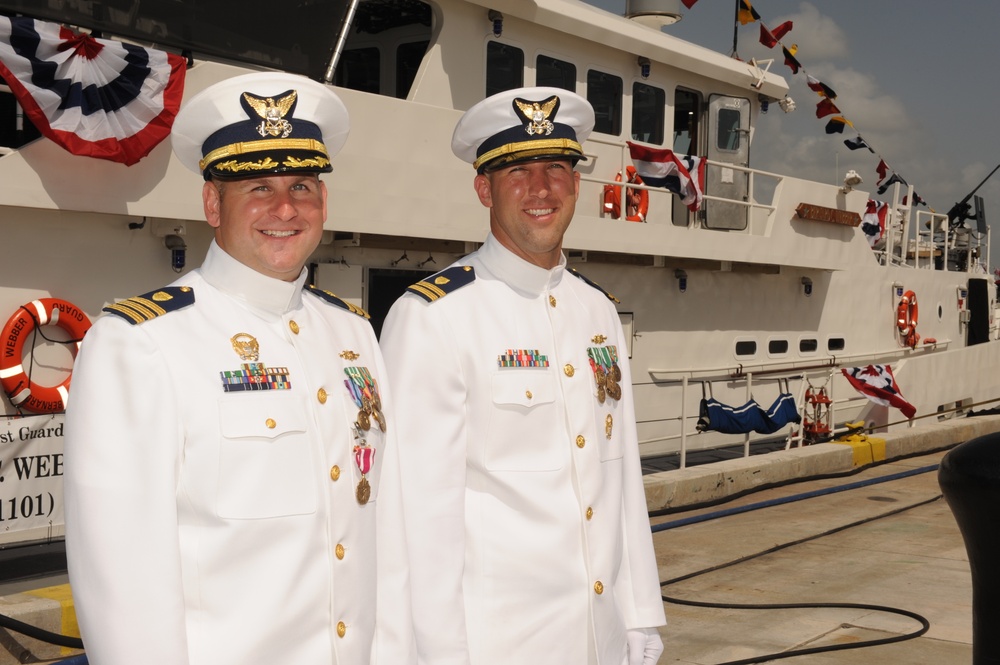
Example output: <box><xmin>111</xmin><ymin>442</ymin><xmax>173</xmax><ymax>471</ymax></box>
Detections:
<box><xmin>627</xmin><ymin>141</ymin><xmax>706</xmax><ymax>212</ymax></box>
<box><xmin>842</xmin><ymin>365</ymin><xmax>916</xmax><ymax>419</ymax></box>
<box><xmin>0</xmin><ymin>16</ymin><xmax>186</xmax><ymax>165</ymax></box>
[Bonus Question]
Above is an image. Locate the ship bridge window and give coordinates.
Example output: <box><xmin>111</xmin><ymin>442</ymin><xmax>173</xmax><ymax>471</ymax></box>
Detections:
<box><xmin>734</xmin><ymin>340</ymin><xmax>757</xmax><ymax>358</ymax></box>
<box><xmin>827</xmin><ymin>337</ymin><xmax>846</xmax><ymax>352</ymax></box>
<box><xmin>587</xmin><ymin>70</ymin><xmax>622</xmax><ymax>135</ymax></box>
<box><xmin>632</xmin><ymin>83</ymin><xmax>665</xmax><ymax>145</ymax></box>
<box><xmin>487</xmin><ymin>42</ymin><xmax>525</xmax><ymax>96</ymax></box>
<box><xmin>536</xmin><ymin>55</ymin><xmax>576</xmax><ymax>91</ymax></box>
<box><xmin>767</xmin><ymin>339</ymin><xmax>789</xmax><ymax>356</ymax></box>
<box><xmin>716</xmin><ymin>107</ymin><xmax>743</xmax><ymax>151</ymax></box>
<box><xmin>673</xmin><ymin>89</ymin><xmax>701</xmax><ymax>154</ymax></box>
<box><xmin>799</xmin><ymin>338</ymin><xmax>818</xmax><ymax>354</ymax></box>
<box><xmin>396</xmin><ymin>40</ymin><xmax>429</xmax><ymax>98</ymax></box>
<box><xmin>0</xmin><ymin>76</ymin><xmax>41</xmax><ymax>149</ymax></box>
<box><xmin>335</xmin><ymin>48</ymin><xmax>381</xmax><ymax>94</ymax></box>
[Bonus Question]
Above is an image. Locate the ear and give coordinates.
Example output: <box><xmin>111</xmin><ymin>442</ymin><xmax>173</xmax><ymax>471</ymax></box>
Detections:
<box><xmin>573</xmin><ymin>169</ymin><xmax>581</xmax><ymax>200</ymax></box>
<box><xmin>203</xmin><ymin>181</ymin><xmax>222</xmax><ymax>229</ymax></box>
<box><xmin>473</xmin><ymin>173</ymin><xmax>493</xmax><ymax>208</ymax></box>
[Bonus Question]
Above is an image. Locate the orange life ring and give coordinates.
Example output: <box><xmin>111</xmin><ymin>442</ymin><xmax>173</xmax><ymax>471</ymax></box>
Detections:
<box><xmin>896</xmin><ymin>290</ymin><xmax>920</xmax><ymax>349</ymax></box>
<box><xmin>0</xmin><ymin>298</ymin><xmax>91</xmax><ymax>413</ymax></box>
<box><xmin>602</xmin><ymin>166</ymin><xmax>649</xmax><ymax>222</ymax></box>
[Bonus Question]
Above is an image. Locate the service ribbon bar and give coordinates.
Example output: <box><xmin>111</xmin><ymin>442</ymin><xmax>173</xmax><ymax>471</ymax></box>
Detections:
<box><xmin>497</xmin><ymin>349</ymin><xmax>550</xmax><ymax>368</ymax></box>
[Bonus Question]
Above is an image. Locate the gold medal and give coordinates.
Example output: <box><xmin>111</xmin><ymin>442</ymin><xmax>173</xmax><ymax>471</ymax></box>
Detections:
<box><xmin>597</xmin><ymin>385</ymin><xmax>606</xmax><ymax>403</ymax></box>
<box><xmin>611</xmin><ymin>363</ymin><xmax>622</xmax><ymax>382</ymax></box>
<box><xmin>372</xmin><ymin>407</ymin><xmax>387</xmax><ymax>432</ymax></box>
<box><xmin>357</xmin><ymin>409</ymin><xmax>371</xmax><ymax>431</ymax></box>
<box><xmin>608</xmin><ymin>383</ymin><xmax>622</xmax><ymax>401</ymax></box>
<box><xmin>356</xmin><ymin>476</ymin><xmax>371</xmax><ymax>505</ymax></box>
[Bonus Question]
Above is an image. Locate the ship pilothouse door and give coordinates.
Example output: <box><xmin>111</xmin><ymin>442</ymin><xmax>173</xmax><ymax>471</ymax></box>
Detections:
<box><xmin>706</xmin><ymin>94</ymin><xmax>750</xmax><ymax>230</ymax></box>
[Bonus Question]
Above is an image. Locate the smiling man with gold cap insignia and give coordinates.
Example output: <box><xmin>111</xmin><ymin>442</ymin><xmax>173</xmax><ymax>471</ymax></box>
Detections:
<box><xmin>380</xmin><ymin>86</ymin><xmax>666</xmax><ymax>665</ymax></box>
<box><xmin>64</xmin><ymin>72</ymin><xmax>413</xmax><ymax>665</ymax></box>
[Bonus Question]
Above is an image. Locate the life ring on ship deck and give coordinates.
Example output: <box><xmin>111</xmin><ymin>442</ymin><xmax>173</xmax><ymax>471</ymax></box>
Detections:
<box><xmin>0</xmin><ymin>298</ymin><xmax>92</xmax><ymax>414</ymax></box>
<box><xmin>602</xmin><ymin>166</ymin><xmax>649</xmax><ymax>222</ymax></box>
<box><xmin>896</xmin><ymin>290</ymin><xmax>920</xmax><ymax>349</ymax></box>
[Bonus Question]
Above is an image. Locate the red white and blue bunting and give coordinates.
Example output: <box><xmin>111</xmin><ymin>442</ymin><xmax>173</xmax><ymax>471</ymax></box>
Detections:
<box><xmin>0</xmin><ymin>16</ymin><xmax>186</xmax><ymax>165</ymax></box>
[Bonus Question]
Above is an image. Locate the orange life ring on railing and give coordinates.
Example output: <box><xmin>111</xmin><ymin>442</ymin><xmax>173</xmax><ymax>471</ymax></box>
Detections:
<box><xmin>0</xmin><ymin>298</ymin><xmax>91</xmax><ymax>413</ymax></box>
<box><xmin>896</xmin><ymin>290</ymin><xmax>920</xmax><ymax>349</ymax></box>
<box><xmin>602</xmin><ymin>166</ymin><xmax>649</xmax><ymax>222</ymax></box>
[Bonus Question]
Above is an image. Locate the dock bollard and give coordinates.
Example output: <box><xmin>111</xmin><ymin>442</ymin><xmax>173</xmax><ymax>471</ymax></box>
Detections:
<box><xmin>939</xmin><ymin>432</ymin><xmax>1000</xmax><ymax>665</ymax></box>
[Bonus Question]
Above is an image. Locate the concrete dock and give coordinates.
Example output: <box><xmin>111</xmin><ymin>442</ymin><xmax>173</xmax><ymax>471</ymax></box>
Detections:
<box><xmin>2</xmin><ymin>414</ymin><xmax>998</xmax><ymax>664</ymax></box>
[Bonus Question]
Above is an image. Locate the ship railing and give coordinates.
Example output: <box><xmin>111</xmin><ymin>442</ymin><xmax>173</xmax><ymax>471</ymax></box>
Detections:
<box><xmin>643</xmin><ymin>340</ymin><xmax>946</xmax><ymax>468</ymax></box>
<box><xmin>875</xmin><ymin>180</ymin><xmax>989</xmax><ymax>274</ymax></box>
<box><xmin>581</xmin><ymin>137</ymin><xmax>780</xmax><ymax>229</ymax></box>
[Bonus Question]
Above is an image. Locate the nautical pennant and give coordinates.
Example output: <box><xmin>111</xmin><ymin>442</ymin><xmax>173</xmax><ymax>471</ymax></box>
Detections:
<box><xmin>759</xmin><ymin>20</ymin><xmax>792</xmax><ymax>48</ymax></box>
<box><xmin>0</xmin><ymin>16</ymin><xmax>186</xmax><ymax>165</ymax></box>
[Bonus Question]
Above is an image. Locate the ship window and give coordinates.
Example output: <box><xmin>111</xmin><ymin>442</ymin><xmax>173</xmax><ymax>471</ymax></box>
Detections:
<box><xmin>716</xmin><ymin>107</ymin><xmax>742</xmax><ymax>151</ymax></box>
<box><xmin>587</xmin><ymin>70</ymin><xmax>622</xmax><ymax>135</ymax></box>
<box><xmin>536</xmin><ymin>55</ymin><xmax>576</xmax><ymax>91</ymax></box>
<box><xmin>486</xmin><ymin>42</ymin><xmax>524</xmax><ymax>97</ymax></box>
<box><xmin>334</xmin><ymin>47</ymin><xmax>381</xmax><ymax>95</ymax></box>
<box><xmin>828</xmin><ymin>337</ymin><xmax>845</xmax><ymax>352</ymax></box>
<box><xmin>799</xmin><ymin>338</ymin><xmax>818</xmax><ymax>353</ymax></box>
<box><xmin>768</xmin><ymin>339</ymin><xmax>789</xmax><ymax>355</ymax></box>
<box><xmin>735</xmin><ymin>340</ymin><xmax>757</xmax><ymax>357</ymax></box>
<box><xmin>396</xmin><ymin>40</ymin><xmax>429</xmax><ymax>98</ymax></box>
<box><xmin>673</xmin><ymin>88</ymin><xmax>700</xmax><ymax>154</ymax></box>
<box><xmin>632</xmin><ymin>82</ymin><xmax>665</xmax><ymax>145</ymax></box>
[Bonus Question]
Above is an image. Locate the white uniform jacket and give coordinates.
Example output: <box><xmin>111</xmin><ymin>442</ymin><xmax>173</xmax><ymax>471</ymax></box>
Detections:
<box><xmin>64</xmin><ymin>242</ymin><xmax>412</xmax><ymax>665</ymax></box>
<box><xmin>380</xmin><ymin>234</ymin><xmax>665</xmax><ymax>665</ymax></box>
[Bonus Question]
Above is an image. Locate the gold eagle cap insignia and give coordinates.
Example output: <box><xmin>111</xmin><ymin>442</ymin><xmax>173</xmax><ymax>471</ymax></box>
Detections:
<box><xmin>243</xmin><ymin>90</ymin><xmax>297</xmax><ymax>138</ymax></box>
<box><xmin>513</xmin><ymin>95</ymin><xmax>559</xmax><ymax>136</ymax></box>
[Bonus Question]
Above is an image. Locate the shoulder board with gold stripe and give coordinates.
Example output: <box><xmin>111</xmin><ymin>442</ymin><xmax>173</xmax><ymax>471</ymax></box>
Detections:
<box><xmin>407</xmin><ymin>265</ymin><xmax>476</xmax><ymax>303</ymax></box>
<box><xmin>305</xmin><ymin>285</ymin><xmax>371</xmax><ymax>319</ymax></box>
<box><xmin>102</xmin><ymin>286</ymin><xmax>196</xmax><ymax>325</ymax></box>
<box><xmin>568</xmin><ymin>268</ymin><xmax>620</xmax><ymax>304</ymax></box>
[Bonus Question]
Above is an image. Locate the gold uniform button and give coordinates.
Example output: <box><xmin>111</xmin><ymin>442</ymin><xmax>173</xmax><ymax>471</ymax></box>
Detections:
<box><xmin>289</xmin><ymin>320</ymin><xmax>300</xmax><ymax>334</ymax></box>
<box><xmin>564</xmin><ymin>364</ymin><xmax>575</xmax><ymax>377</ymax></box>
<box><xmin>576</xmin><ymin>435</ymin><xmax>586</xmax><ymax>449</ymax></box>
<box><xmin>265</xmin><ymin>418</ymin><xmax>276</xmax><ymax>429</ymax></box>
<box><xmin>586</xmin><ymin>507</ymin><xmax>594</xmax><ymax>520</ymax></box>
<box><xmin>525</xmin><ymin>390</ymin><xmax>533</xmax><ymax>400</ymax></box>
<box><xmin>337</xmin><ymin>621</ymin><xmax>346</xmax><ymax>638</ymax></box>
<box><xmin>549</xmin><ymin>295</ymin><xmax>557</xmax><ymax>307</ymax></box>
<box><xmin>594</xmin><ymin>581</ymin><xmax>604</xmax><ymax>595</ymax></box>
<box><xmin>330</xmin><ymin>465</ymin><xmax>341</xmax><ymax>481</ymax></box>
<box><xmin>335</xmin><ymin>543</ymin><xmax>345</xmax><ymax>560</ymax></box>
<box><xmin>317</xmin><ymin>388</ymin><xmax>328</xmax><ymax>404</ymax></box>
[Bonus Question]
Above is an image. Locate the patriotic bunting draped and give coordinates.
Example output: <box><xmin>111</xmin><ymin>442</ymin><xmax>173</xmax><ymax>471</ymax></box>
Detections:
<box><xmin>0</xmin><ymin>16</ymin><xmax>186</xmax><ymax>165</ymax></box>
<box><xmin>842</xmin><ymin>365</ymin><xmax>916</xmax><ymax>419</ymax></box>
<box><xmin>627</xmin><ymin>141</ymin><xmax>706</xmax><ymax>212</ymax></box>
<box><xmin>860</xmin><ymin>199</ymin><xmax>888</xmax><ymax>248</ymax></box>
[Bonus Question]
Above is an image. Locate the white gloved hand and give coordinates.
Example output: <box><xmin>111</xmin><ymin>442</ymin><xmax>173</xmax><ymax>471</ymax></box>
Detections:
<box><xmin>626</xmin><ymin>627</ymin><xmax>664</xmax><ymax>665</ymax></box>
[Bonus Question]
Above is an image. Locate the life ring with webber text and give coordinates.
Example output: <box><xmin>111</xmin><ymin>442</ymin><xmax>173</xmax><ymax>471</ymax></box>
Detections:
<box><xmin>0</xmin><ymin>298</ymin><xmax>92</xmax><ymax>413</ymax></box>
<box><xmin>896</xmin><ymin>290</ymin><xmax>920</xmax><ymax>349</ymax></box>
<box><xmin>602</xmin><ymin>166</ymin><xmax>650</xmax><ymax>222</ymax></box>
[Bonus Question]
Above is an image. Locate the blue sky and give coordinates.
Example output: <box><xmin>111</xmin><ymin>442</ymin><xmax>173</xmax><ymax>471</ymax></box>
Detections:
<box><xmin>586</xmin><ymin>0</ymin><xmax>1000</xmax><ymax>268</ymax></box>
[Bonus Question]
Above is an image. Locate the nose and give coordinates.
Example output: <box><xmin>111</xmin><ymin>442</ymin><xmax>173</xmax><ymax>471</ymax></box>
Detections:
<box><xmin>270</xmin><ymin>189</ymin><xmax>297</xmax><ymax>220</ymax></box>
<box><xmin>526</xmin><ymin>167</ymin><xmax>551</xmax><ymax>198</ymax></box>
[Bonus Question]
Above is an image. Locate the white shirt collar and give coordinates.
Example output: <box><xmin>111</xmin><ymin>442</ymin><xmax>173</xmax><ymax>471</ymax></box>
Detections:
<box><xmin>198</xmin><ymin>240</ymin><xmax>306</xmax><ymax>318</ymax></box>
<box><xmin>478</xmin><ymin>233</ymin><xmax>566</xmax><ymax>296</ymax></box>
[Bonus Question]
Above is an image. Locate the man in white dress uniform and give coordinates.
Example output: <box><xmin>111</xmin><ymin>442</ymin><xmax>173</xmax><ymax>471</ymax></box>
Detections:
<box><xmin>64</xmin><ymin>72</ymin><xmax>411</xmax><ymax>665</ymax></box>
<box><xmin>380</xmin><ymin>87</ymin><xmax>666</xmax><ymax>665</ymax></box>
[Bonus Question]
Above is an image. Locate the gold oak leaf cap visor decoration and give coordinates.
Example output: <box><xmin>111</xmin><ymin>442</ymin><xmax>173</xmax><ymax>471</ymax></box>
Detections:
<box><xmin>171</xmin><ymin>72</ymin><xmax>349</xmax><ymax>180</ymax></box>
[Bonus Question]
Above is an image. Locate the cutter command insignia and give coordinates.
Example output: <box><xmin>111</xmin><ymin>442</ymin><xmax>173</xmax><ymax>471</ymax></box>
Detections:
<box><xmin>569</xmin><ymin>268</ymin><xmax>620</xmax><ymax>303</ymax></box>
<box><xmin>407</xmin><ymin>265</ymin><xmax>476</xmax><ymax>302</ymax></box>
<box><xmin>306</xmin><ymin>285</ymin><xmax>371</xmax><ymax>319</ymax></box>
<box><xmin>102</xmin><ymin>286</ymin><xmax>195</xmax><ymax>324</ymax></box>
